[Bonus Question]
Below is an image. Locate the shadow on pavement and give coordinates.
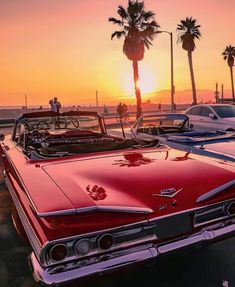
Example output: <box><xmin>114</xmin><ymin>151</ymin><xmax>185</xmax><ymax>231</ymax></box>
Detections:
<box><xmin>0</xmin><ymin>181</ymin><xmax>37</xmax><ymax>287</ymax></box>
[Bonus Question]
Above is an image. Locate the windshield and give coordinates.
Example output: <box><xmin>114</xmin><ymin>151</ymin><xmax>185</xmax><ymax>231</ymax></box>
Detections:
<box><xmin>213</xmin><ymin>106</ymin><xmax>235</xmax><ymax>118</ymax></box>
<box><xmin>135</xmin><ymin>114</ymin><xmax>188</xmax><ymax>129</ymax></box>
<box><xmin>15</xmin><ymin>114</ymin><xmax>102</xmax><ymax>140</ymax></box>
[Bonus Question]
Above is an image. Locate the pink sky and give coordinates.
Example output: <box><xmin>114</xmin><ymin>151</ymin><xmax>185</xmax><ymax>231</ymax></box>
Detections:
<box><xmin>0</xmin><ymin>0</ymin><xmax>234</xmax><ymax>106</ymax></box>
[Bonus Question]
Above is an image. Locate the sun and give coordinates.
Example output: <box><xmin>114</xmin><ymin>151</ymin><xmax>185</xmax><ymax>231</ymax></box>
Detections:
<box><xmin>122</xmin><ymin>66</ymin><xmax>157</xmax><ymax>97</ymax></box>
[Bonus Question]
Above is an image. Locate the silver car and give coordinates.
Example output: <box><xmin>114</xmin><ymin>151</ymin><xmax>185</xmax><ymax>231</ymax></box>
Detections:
<box><xmin>184</xmin><ymin>104</ymin><xmax>235</xmax><ymax>131</ymax></box>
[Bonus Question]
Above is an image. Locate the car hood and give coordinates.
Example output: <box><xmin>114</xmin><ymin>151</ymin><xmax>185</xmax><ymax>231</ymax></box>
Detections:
<box><xmin>196</xmin><ymin>141</ymin><xmax>235</xmax><ymax>158</ymax></box>
<box><xmin>41</xmin><ymin>148</ymin><xmax>235</xmax><ymax>218</ymax></box>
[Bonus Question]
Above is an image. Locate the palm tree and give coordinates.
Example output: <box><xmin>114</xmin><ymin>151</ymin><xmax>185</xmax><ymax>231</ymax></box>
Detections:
<box><xmin>176</xmin><ymin>17</ymin><xmax>201</xmax><ymax>105</ymax></box>
<box><xmin>222</xmin><ymin>45</ymin><xmax>235</xmax><ymax>102</ymax></box>
<box><xmin>109</xmin><ymin>0</ymin><xmax>160</xmax><ymax>118</ymax></box>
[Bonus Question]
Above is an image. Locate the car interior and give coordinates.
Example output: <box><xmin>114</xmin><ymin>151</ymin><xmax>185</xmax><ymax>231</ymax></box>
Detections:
<box><xmin>14</xmin><ymin>116</ymin><xmax>160</xmax><ymax>160</ymax></box>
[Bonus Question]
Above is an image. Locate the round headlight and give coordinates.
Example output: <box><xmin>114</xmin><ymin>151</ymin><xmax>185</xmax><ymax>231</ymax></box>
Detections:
<box><xmin>50</xmin><ymin>243</ymin><xmax>68</xmax><ymax>261</ymax></box>
<box><xmin>227</xmin><ymin>202</ymin><xmax>235</xmax><ymax>215</ymax></box>
<box><xmin>75</xmin><ymin>239</ymin><xmax>91</xmax><ymax>255</ymax></box>
<box><xmin>97</xmin><ymin>234</ymin><xmax>114</xmax><ymax>250</ymax></box>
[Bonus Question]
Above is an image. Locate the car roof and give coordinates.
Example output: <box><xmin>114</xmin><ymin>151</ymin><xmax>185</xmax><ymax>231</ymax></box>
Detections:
<box><xmin>187</xmin><ymin>103</ymin><xmax>234</xmax><ymax>108</ymax></box>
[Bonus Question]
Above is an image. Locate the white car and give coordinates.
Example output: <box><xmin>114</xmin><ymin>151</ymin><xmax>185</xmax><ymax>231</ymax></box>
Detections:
<box><xmin>184</xmin><ymin>104</ymin><xmax>235</xmax><ymax>131</ymax></box>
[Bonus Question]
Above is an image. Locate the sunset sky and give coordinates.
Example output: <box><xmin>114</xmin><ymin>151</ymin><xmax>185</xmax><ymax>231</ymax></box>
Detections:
<box><xmin>1</xmin><ymin>0</ymin><xmax>235</xmax><ymax>107</ymax></box>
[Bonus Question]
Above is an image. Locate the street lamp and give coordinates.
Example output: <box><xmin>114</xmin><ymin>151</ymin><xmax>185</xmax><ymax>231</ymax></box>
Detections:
<box><xmin>157</xmin><ymin>30</ymin><xmax>175</xmax><ymax>112</ymax></box>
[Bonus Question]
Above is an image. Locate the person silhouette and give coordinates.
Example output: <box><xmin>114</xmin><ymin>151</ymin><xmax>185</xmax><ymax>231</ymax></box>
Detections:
<box><xmin>49</xmin><ymin>99</ymin><xmax>57</xmax><ymax>112</ymax></box>
<box><xmin>53</xmin><ymin>97</ymin><xmax>61</xmax><ymax>113</ymax></box>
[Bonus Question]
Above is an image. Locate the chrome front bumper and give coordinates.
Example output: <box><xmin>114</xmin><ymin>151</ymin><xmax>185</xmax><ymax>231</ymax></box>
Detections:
<box><xmin>30</xmin><ymin>221</ymin><xmax>235</xmax><ymax>286</ymax></box>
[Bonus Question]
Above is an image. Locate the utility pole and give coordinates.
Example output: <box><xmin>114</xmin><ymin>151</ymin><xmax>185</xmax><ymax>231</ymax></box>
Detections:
<box><xmin>170</xmin><ymin>32</ymin><xmax>175</xmax><ymax>112</ymax></box>
<box><xmin>214</xmin><ymin>83</ymin><xmax>219</xmax><ymax>103</ymax></box>
<box><xmin>96</xmin><ymin>90</ymin><xmax>98</xmax><ymax>108</ymax></box>
<box><xmin>221</xmin><ymin>84</ymin><xmax>224</xmax><ymax>103</ymax></box>
<box><xmin>25</xmin><ymin>94</ymin><xmax>28</xmax><ymax>109</ymax></box>
<box><xmin>156</xmin><ymin>30</ymin><xmax>175</xmax><ymax>112</ymax></box>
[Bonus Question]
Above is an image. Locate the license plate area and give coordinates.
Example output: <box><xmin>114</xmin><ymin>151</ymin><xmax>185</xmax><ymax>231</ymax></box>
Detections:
<box><xmin>155</xmin><ymin>213</ymin><xmax>192</xmax><ymax>240</ymax></box>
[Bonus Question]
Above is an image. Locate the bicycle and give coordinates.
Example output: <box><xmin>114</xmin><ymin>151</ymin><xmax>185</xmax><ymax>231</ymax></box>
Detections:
<box><xmin>115</xmin><ymin>112</ymin><xmax>129</xmax><ymax>122</ymax></box>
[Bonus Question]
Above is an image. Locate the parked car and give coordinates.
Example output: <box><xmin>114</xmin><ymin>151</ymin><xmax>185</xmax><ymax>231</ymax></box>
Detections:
<box><xmin>1</xmin><ymin>110</ymin><xmax>235</xmax><ymax>286</ymax></box>
<box><xmin>184</xmin><ymin>103</ymin><xmax>235</xmax><ymax>131</ymax></box>
<box><xmin>107</xmin><ymin>113</ymin><xmax>235</xmax><ymax>162</ymax></box>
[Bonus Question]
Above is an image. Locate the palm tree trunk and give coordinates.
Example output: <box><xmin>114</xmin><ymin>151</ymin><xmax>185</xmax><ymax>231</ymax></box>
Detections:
<box><xmin>187</xmin><ymin>51</ymin><xmax>197</xmax><ymax>105</ymax></box>
<box><xmin>132</xmin><ymin>60</ymin><xmax>142</xmax><ymax>119</ymax></box>
<box><xmin>230</xmin><ymin>66</ymin><xmax>235</xmax><ymax>102</ymax></box>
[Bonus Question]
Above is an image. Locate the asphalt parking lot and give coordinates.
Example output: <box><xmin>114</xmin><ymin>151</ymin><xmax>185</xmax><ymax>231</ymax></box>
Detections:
<box><xmin>1</xmin><ymin>127</ymin><xmax>235</xmax><ymax>287</ymax></box>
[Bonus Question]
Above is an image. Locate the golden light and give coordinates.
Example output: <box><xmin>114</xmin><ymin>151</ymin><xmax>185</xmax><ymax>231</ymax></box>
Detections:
<box><xmin>122</xmin><ymin>66</ymin><xmax>157</xmax><ymax>97</ymax></box>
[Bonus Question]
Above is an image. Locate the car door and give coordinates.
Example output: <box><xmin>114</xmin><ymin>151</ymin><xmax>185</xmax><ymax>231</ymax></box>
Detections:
<box><xmin>185</xmin><ymin>106</ymin><xmax>203</xmax><ymax>129</ymax></box>
<box><xmin>198</xmin><ymin>107</ymin><xmax>219</xmax><ymax>131</ymax></box>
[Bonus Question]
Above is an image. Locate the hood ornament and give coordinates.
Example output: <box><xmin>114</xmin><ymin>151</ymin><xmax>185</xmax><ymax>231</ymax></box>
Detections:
<box><xmin>153</xmin><ymin>187</ymin><xmax>183</xmax><ymax>198</ymax></box>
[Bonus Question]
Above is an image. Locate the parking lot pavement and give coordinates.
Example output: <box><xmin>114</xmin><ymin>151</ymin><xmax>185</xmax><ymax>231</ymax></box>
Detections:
<box><xmin>0</xmin><ymin>178</ymin><xmax>37</xmax><ymax>287</ymax></box>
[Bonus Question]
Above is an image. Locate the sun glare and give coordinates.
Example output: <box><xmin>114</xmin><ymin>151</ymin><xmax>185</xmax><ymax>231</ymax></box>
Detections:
<box><xmin>122</xmin><ymin>66</ymin><xmax>157</xmax><ymax>97</ymax></box>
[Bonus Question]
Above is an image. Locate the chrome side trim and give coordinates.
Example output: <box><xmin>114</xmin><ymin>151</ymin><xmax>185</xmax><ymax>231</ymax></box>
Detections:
<box><xmin>38</xmin><ymin>209</ymin><xmax>77</xmax><ymax>217</ymax></box>
<box><xmin>38</xmin><ymin>206</ymin><xmax>153</xmax><ymax>218</ymax></box>
<box><xmin>30</xmin><ymin>220</ymin><xmax>235</xmax><ymax>286</ymax></box>
<box><xmin>5</xmin><ymin>176</ymin><xmax>42</xmax><ymax>257</ymax></box>
<box><xmin>75</xmin><ymin>206</ymin><xmax>153</xmax><ymax>215</ymax></box>
<box><xmin>196</xmin><ymin>180</ymin><xmax>235</xmax><ymax>203</ymax></box>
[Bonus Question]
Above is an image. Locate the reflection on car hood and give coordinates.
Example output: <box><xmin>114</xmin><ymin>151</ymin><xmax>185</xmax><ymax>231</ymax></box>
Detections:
<box><xmin>196</xmin><ymin>141</ymin><xmax>235</xmax><ymax>158</ymax></box>
<box><xmin>166</xmin><ymin>131</ymin><xmax>235</xmax><ymax>144</ymax></box>
<box><xmin>40</xmin><ymin>148</ymin><xmax>235</xmax><ymax>217</ymax></box>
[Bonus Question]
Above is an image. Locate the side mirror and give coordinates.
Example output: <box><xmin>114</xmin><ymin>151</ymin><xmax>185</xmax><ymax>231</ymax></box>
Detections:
<box><xmin>0</xmin><ymin>134</ymin><xmax>5</xmax><ymax>141</ymax></box>
<box><xmin>209</xmin><ymin>113</ymin><xmax>217</xmax><ymax>120</ymax></box>
<box><xmin>189</xmin><ymin>124</ymin><xmax>194</xmax><ymax>129</ymax></box>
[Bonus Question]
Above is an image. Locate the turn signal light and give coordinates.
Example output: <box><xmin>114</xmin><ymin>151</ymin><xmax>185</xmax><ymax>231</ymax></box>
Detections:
<box><xmin>50</xmin><ymin>243</ymin><xmax>68</xmax><ymax>261</ymax></box>
<box><xmin>97</xmin><ymin>234</ymin><xmax>114</xmax><ymax>250</ymax></box>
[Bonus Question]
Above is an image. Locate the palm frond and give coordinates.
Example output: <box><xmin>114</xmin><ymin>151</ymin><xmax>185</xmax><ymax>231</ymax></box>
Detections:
<box><xmin>117</xmin><ymin>5</ymin><xmax>128</xmax><ymax>19</ymax></box>
<box><xmin>176</xmin><ymin>16</ymin><xmax>201</xmax><ymax>51</ymax></box>
<box><xmin>111</xmin><ymin>30</ymin><xmax>126</xmax><ymax>40</ymax></box>
<box><xmin>109</xmin><ymin>0</ymin><xmax>159</xmax><ymax>61</ymax></box>
<box><xmin>142</xmin><ymin>11</ymin><xmax>155</xmax><ymax>21</ymax></box>
<box><xmin>108</xmin><ymin>17</ymin><xmax>123</xmax><ymax>26</ymax></box>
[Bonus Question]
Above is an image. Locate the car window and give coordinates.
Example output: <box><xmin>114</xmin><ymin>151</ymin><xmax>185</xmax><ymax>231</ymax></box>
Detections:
<box><xmin>201</xmin><ymin>107</ymin><xmax>211</xmax><ymax>117</ymax></box>
<box><xmin>186</xmin><ymin>106</ymin><xmax>202</xmax><ymax>116</ymax></box>
<box><xmin>213</xmin><ymin>106</ymin><xmax>235</xmax><ymax>118</ymax></box>
<box><xmin>137</xmin><ymin>115</ymin><xmax>187</xmax><ymax>128</ymax></box>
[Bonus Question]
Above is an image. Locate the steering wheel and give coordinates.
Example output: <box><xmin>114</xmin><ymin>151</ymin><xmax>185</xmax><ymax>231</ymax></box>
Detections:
<box><xmin>28</xmin><ymin>129</ymin><xmax>49</xmax><ymax>144</ymax></box>
<box><xmin>143</xmin><ymin>124</ymin><xmax>159</xmax><ymax>135</ymax></box>
<box><xmin>37</xmin><ymin>121</ymin><xmax>49</xmax><ymax>130</ymax></box>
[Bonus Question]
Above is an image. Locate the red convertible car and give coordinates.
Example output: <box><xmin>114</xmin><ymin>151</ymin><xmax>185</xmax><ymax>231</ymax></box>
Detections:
<box><xmin>1</xmin><ymin>110</ymin><xmax>235</xmax><ymax>286</ymax></box>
